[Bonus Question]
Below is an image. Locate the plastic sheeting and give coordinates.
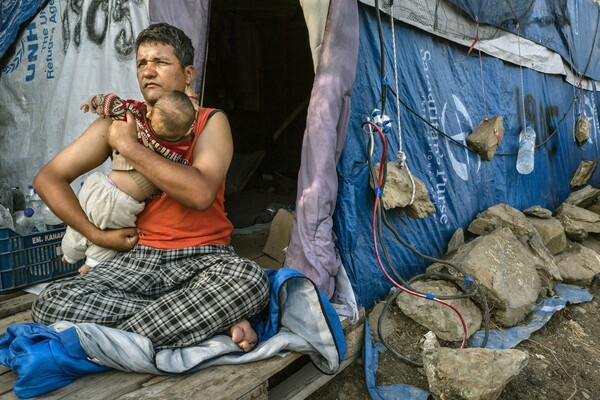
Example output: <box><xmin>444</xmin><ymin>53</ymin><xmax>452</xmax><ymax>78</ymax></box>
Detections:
<box><xmin>286</xmin><ymin>0</ymin><xmax>359</xmax><ymax>299</ymax></box>
<box><xmin>469</xmin><ymin>284</ymin><xmax>594</xmax><ymax>348</ymax></box>
<box><xmin>364</xmin><ymin>283</ymin><xmax>595</xmax><ymax>399</ymax></box>
<box><xmin>0</xmin><ymin>0</ymin><xmax>46</xmax><ymax>59</ymax></box>
<box><xmin>360</xmin><ymin>0</ymin><xmax>569</xmax><ymax>84</ymax></box>
<box><xmin>0</xmin><ymin>0</ymin><xmax>212</xmax><ymax>192</ymax></box>
<box><xmin>0</xmin><ymin>0</ymin><xmax>149</xmax><ymax>190</ymax></box>
<box><xmin>149</xmin><ymin>1</ymin><xmax>210</xmax><ymax>98</ymax></box>
<box><xmin>447</xmin><ymin>0</ymin><xmax>600</xmax><ymax>81</ymax></box>
<box><xmin>335</xmin><ymin>3</ymin><xmax>600</xmax><ymax>308</ymax></box>
<box><xmin>0</xmin><ymin>268</ymin><xmax>346</xmax><ymax>398</ymax></box>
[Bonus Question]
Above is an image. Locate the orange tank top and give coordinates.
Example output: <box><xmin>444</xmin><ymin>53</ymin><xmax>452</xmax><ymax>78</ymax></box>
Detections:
<box><xmin>136</xmin><ymin>108</ymin><xmax>233</xmax><ymax>248</ymax></box>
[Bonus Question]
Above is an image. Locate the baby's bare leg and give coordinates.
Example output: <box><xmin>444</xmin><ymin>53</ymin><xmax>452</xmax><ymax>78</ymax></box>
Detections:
<box><xmin>78</xmin><ymin>264</ymin><xmax>92</xmax><ymax>274</ymax></box>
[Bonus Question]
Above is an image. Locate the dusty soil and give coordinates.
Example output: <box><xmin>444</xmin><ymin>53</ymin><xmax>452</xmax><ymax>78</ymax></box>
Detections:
<box><xmin>309</xmin><ymin>278</ymin><xmax>600</xmax><ymax>400</ymax></box>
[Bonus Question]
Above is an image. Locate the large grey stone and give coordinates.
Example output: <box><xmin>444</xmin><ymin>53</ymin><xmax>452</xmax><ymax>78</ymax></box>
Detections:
<box><xmin>446</xmin><ymin>227</ymin><xmax>465</xmax><ymax>255</ymax></box>
<box><xmin>563</xmin><ymin>185</ymin><xmax>600</xmax><ymax>208</ymax></box>
<box><xmin>581</xmin><ymin>234</ymin><xmax>600</xmax><ymax>255</ymax></box>
<box><xmin>523</xmin><ymin>205</ymin><xmax>552</xmax><ymax>219</ymax></box>
<box><xmin>555</xmin><ymin>203</ymin><xmax>600</xmax><ymax>242</ymax></box>
<box><xmin>429</xmin><ymin>227</ymin><xmax>542</xmax><ymax>327</ymax></box>
<box><xmin>465</xmin><ymin>115</ymin><xmax>504</xmax><ymax>161</ymax></box>
<box><xmin>569</xmin><ymin>160</ymin><xmax>597</xmax><ymax>189</ymax></box>
<box><xmin>467</xmin><ymin>203</ymin><xmax>562</xmax><ymax>288</ymax></box>
<box><xmin>395</xmin><ymin>280</ymin><xmax>482</xmax><ymax>342</ymax></box>
<box><xmin>555</xmin><ymin>242</ymin><xmax>600</xmax><ymax>286</ymax></box>
<box><xmin>526</xmin><ymin>216</ymin><xmax>567</xmax><ymax>255</ymax></box>
<box><xmin>468</xmin><ymin>203</ymin><xmax>532</xmax><ymax>238</ymax></box>
<box><xmin>423</xmin><ymin>343</ymin><xmax>529</xmax><ymax>400</ymax></box>
<box><xmin>586</xmin><ymin>202</ymin><xmax>600</xmax><ymax>216</ymax></box>
<box><xmin>372</xmin><ymin>162</ymin><xmax>435</xmax><ymax>219</ymax></box>
<box><xmin>368</xmin><ymin>300</ymin><xmax>396</xmax><ymax>342</ymax></box>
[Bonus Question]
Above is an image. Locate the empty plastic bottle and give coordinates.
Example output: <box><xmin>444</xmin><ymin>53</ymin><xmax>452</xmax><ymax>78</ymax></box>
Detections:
<box><xmin>30</xmin><ymin>206</ymin><xmax>46</xmax><ymax>233</ymax></box>
<box><xmin>24</xmin><ymin>185</ymin><xmax>46</xmax><ymax>232</ymax></box>
<box><xmin>26</xmin><ymin>185</ymin><xmax>43</xmax><ymax>212</ymax></box>
<box><xmin>25</xmin><ymin>184</ymin><xmax>35</xmax><ymax>203</ymax></box>
<box><xmin>516</xmin><ymin>126</ymin><xmax>536</xmax><ymax>175</ymax></box>
<box><xmin>0</xmin><ymin>205</ymin><xmax>14</xmax><ymax>231</ymax></box>
<box><xmin>41</xmin><ymin>203</ymin><xmax>64</xmax><ymax>230</ymax></box>
<box><xmin>12</xmin><ymin>208</ymin><xmax>35</xmax><ymax>235</ymax></box>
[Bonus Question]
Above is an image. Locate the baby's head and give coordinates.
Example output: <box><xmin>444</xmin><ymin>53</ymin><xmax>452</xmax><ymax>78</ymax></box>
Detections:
<box><xmin>147</xmin><ymin>90</ymin><xmax>196</xmax><ymax>141</ymax></box>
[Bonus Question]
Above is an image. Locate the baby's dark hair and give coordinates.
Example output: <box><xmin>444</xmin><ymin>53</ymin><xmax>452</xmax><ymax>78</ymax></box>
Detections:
<box><xmin>135</xmin><ymin>23</ymin><xmax>194</xmax><ymax>67</ymax></box>
<box><xmin>153</xmin><ymin>91</ymin><xmax>195</xmax><ymax>138</ymax></box>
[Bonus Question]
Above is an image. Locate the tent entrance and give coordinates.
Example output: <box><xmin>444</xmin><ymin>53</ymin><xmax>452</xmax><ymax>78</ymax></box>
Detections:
<box><xmin>203</xmin><ymin>1</ymin><xmax>314</xmax><ymax>229</ymax></box>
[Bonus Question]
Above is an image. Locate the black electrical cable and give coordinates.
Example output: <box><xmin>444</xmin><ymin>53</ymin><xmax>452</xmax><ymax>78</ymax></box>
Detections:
<box><xmin>377</xmin><ymin>288</ymin><xmax>423</xmax><ymax>367</ymax></box>
<box><xmin>383</xmin><ymin>82</ymin><xmax>576</xmax><ymax>156</ymax></box>
<box><xmin>367</xmin><ymin>0</ymin><xmax>595</xmax><ymax>369</ymax></box>
<box><xmin>364</xmin><ymin>131</ymin><xmax>490</xmax><ymax>354</ymax></box>
<box><xmin>364</xmin><ymin>0</ymin><xmax>561</xmax><ymax>365</ymax></box>
<box><xmin>378</xmin><ymin>270</ymin><xmax>491</xmax><ymax>368</ymax></box>
<box><xmin>370</xmin><ymin>0</ymin><xmax>580</xmax><ymax>158</ymax></box>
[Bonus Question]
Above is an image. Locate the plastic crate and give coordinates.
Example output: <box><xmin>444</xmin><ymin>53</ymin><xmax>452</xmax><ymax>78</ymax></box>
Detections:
<box><xmin>0</xmin><ymin>227</ymin><xmax>81</xmax><ymax>293</ymax></box>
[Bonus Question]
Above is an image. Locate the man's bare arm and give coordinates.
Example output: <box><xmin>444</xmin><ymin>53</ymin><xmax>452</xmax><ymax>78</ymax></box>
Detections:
<box><xmin>33</xmin><ymin>117</ymin><xmax>139</xmax><ymax>251</ymax></box>
<box><xmin>108</xmin><ymin>111</ymin><xmax>233</xmax><ymax>210</ymax></box>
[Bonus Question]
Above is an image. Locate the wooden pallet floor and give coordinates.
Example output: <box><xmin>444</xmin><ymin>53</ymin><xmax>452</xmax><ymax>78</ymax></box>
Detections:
<box><xmin>0</xmin><ymin>228</ymin><xmax>364</xmax><ymax>399</ymax></box>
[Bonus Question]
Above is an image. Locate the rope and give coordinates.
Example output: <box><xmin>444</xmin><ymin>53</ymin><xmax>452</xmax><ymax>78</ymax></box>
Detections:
<box><xmin>390</xmin><ymin>5</ymin><xmax>416</xmax><ymax>206</ymax></box>
<box><xmin>516</xmin><ymin>22</ymin><xmax>527</xmax><ymax>131</ymax></box>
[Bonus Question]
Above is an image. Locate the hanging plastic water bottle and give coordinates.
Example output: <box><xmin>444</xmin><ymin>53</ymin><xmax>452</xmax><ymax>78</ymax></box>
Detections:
<box><xmin>12</xmin><ymin>208</ymin><xmax>36</xmax><ymax>235</ymax></box>
<box><xmin>516</xmin><ymin>126</ymin><xmax>536</xmax><ymax>175</ymax></box>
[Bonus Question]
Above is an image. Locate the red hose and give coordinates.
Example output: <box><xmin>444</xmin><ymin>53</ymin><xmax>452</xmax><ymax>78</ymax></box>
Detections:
<box><xmin>364</xmin><ymin>120</ymin><xmax>468</xmax><ymax>348</ymax></box>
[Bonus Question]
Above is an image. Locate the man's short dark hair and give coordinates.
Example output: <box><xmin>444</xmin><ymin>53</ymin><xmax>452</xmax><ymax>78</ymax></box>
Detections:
<box><xmin>136</xmin><ymin>23</ymin><xmax>194</xmax><ymax>67</ymax></box>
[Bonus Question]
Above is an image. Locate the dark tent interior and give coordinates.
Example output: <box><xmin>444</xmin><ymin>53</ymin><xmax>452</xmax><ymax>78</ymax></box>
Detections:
<box><xmin>203</xmin><ymin>1</ymin><xmax>315</xmax><ymax>228</ymax></box>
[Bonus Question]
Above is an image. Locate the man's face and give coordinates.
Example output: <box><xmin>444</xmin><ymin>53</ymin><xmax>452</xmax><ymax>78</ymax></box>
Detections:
<box><xmin>136</xmin><ymin>42</ymin><xmax>193</xmax><ymax>107</ymax></box>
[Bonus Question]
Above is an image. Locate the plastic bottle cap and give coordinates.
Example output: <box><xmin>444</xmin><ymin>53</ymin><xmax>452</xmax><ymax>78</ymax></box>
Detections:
<box><xmin>24</xmin><ymin>208</ymin><xmax>34</xmax><ymax>217</ymax></box>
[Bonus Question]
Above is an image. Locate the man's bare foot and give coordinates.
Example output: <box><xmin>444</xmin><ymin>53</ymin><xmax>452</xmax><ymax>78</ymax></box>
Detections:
<box><xmin>78</xmin><ymin>264</ymin><xmax>91</xmax><ymax>274</ymax></box>
<box><xmin>228</xmin><ymin>320</ymin><xmax>257</xmax><ymax>352</ymax></box>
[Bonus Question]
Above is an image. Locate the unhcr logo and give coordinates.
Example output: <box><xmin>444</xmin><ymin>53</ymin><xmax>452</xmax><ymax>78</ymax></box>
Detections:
<box><xmin>1</xmin><ymin>39</ymin><xmax>24</xmax><ymax>75</ymax></box>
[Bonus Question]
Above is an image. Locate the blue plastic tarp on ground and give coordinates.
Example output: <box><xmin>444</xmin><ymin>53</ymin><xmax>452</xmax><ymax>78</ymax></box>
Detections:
<box><xmin>469</xmin><ymin>284</ymin><xmax>591</xmax><ymax>349</ymax></box>
<box><xmin>335</xmin><ymin>3</ymin><xmax>600</xmax><ymax>308</ymax></box>
<box><xmin>0</xmin><ymin>268</ymin><xmax>346</xmax><ymax>398</ymax></box>
<box><xmin>365</xmin><ymin>283</ymin><xmax>595</xmax><ymax>399</ymax></box>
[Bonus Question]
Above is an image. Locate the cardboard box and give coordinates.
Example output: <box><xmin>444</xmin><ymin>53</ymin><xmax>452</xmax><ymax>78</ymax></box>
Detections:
<box><xmin>263</xmin><ymin>209</ymin><xmax>295</xmax><ymax>263</ymax></box>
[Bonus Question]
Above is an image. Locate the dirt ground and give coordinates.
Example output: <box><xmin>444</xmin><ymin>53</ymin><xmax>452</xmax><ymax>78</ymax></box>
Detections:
<box><xmin>308</xmin><ymin>278</ymin><xmax>600</xmax><ymax>400</ymax></box>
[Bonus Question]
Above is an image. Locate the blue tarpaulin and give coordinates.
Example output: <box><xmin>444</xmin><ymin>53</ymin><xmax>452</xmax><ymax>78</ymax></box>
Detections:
<box><xmin>335</xmin><ymin>3</ymin><xmax>600</xmax><ymax>308</ymax></box>
<box><xmin>0</xmin><ymin>0</ymin><xmax>47</xmax><ymax>60</ymax></box>
<box><xmin>448</xmin><ymin>0</ymin><xmax>600</xmax><ymax>81</ymax></box>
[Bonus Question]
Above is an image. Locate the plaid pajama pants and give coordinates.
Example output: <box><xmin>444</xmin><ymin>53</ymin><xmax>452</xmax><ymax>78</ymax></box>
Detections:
<box><xmin>31</xmin><ymin>244</ymin><xmax>270</xmax><ymax>349</ymax></box>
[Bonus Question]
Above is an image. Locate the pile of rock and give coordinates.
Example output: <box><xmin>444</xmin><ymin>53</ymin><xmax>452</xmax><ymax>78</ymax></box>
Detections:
<box><xmin>392</xmin><ymin>185</ymin><xmax>600</xmax><ymax>399</ymax></box>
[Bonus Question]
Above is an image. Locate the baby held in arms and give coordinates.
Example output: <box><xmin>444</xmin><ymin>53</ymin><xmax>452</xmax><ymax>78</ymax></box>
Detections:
<box><xmin>62</xmin><ymin>91</ymin><xmax>197</xmax><ymax>273</ymax></box>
